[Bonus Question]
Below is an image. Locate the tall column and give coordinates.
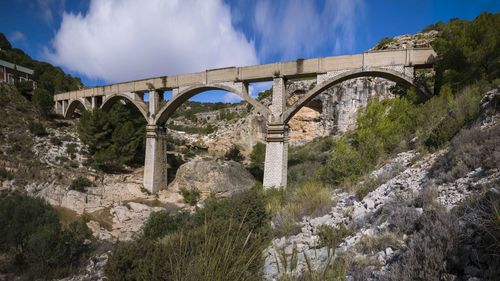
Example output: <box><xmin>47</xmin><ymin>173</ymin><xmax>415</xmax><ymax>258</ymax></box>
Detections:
<box><xmin>55</xmin><ymin>101</ymin><xmax>62</xmax><ymax>115</ymax></box>
<box><xmin>143</xmin><ymin>90</ymin><xmax>167</xmax><ymax>193</ymax></box>
<box><xmin>143</xmin><ymin>124</ymin><xmax>167</xmax><ymax>193</ymax></box>
<box><xmin>62</xmin><ymin>100</ymin><xmax>68</xmax><ymax>117</ymax></box>
<box><xmin>263</xmin><ymin>76</ymin><xmax>289</xmax><ymax>188</ymax></box>
<box><xmin>91</xmin><ymin>96</ymin><xmax>97</xmax><ymax>109</ymax></box>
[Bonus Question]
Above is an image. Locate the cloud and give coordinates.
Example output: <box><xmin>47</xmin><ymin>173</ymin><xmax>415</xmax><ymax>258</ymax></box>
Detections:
<box><xmin>222</xmin><ymin>92</ymin><xmax>243</xmax><ymax>103</ymax></box>
<box><xmin>9</xmin><ymin>31</ymin><xmax>27</xmax><ymax>44</ymax></box>
<box><xmin>253</xmin><ymin>0</ymin><xmax>365</xmax><ymax>61</ymax></box>
<box><xmin>44</xmin><ymin>0</ymin><xmax>258</xmax><ymax>83</ymax></box>
<box><xmin>33</xmin><ymin>0</ymin><xmax>65</xmax><ymax>25</ymax></box>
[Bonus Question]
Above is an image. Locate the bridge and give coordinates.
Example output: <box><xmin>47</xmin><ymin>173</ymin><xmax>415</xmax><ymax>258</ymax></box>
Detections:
<box><xmin>54</xmin><ymin>48</ymin><xmax>436</xmax><ymax>193</ymax></box>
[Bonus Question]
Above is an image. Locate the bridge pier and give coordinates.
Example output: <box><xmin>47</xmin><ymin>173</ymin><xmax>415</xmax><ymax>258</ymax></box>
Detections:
<box><xmin>143</xmin><ymin>89</ymin><xmax>167</xmax><ymax>193</ymax></box>
<box><xmin>263</xmin><ymin>123</ymin><xmax>289</xmax><ymax>188</ymax></box>
<box><xmin>143</xmin><ymin>125</ymin><xmax>167</xmax><ymax>193</ymax></box>
<box><xmin>263</xmin><ymin>76</ymin><xmax>289</xmax><ymax>188</ymax></box>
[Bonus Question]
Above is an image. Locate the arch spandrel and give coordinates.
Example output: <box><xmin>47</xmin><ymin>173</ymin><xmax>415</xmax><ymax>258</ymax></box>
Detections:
<box><xmin>154</xmin><ymin>83</ymin><xmax>270</xmax><ymax>125</ymax></box>
<box><xmin>100</xmin><ymin>93</ymin><xmax>149</xmax><ymax>121</ymax></box>
<box><xmin>283</xmin><ymin>67</ymin><xmax>430</xmax><ymax>123</ymax></box>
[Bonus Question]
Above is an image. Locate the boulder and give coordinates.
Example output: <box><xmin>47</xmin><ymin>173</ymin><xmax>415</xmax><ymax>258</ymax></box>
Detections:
<box><xmin>169</xmin><ymin>159</ymin><xmax>256</xmax><ymax>198</ymax></box>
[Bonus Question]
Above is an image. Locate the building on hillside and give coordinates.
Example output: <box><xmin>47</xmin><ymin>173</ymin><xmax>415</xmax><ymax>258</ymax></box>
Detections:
<box><xmin>0</xmin><ymin>59</ymin><xmax>36</xmax><ymax>88</ymax></box>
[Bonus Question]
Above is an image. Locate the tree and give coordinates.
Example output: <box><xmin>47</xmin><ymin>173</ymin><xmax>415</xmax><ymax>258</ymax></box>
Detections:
<box><xmin>224</xmin><ymin>145</ymin><xmax>244</xmax><ymax>162</ymax></box>
<box><xmin>32</xmin><ymin>88</ymin><xmax>54</xmax><ymax>116</ymax></box>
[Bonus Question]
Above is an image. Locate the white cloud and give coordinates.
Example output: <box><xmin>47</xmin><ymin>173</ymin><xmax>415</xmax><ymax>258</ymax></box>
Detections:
<box><xmin>222</xmin><ymin>92</ymin><xmax>243</xmax><ymax>103</ymax></box>
<box><xmin>44</xmin><ymin>0</ymin><xmax>259</xmax><ymax>83</ymax></box>
<box><xmin>254</xmin><ymin>0</ymin><xmax>364</xmax><ymax>61</ymax></box>
<box><xmin>9</xmin><ymin>31</ymin><xmax>27</xmax><ymax>44</ymax></box>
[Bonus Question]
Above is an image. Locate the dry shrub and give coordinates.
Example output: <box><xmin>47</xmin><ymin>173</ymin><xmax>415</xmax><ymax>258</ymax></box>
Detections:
<box><xmin>381</xmin><ymin>202</ymin><xmax>459</xmax><ymax>280</ymax></box>
<box><xmin>431</xmin><ymin>123</ymin><xmax>500</xmax><ymax>183</ymax></box>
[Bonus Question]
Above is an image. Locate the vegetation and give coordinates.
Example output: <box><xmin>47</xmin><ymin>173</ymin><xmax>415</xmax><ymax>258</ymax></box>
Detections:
<box><xmin>28</xmin><ymin>121</ymin><xmax>48</xmax><ymax>137</ymax></box>
<box><xmin>105</xmin><ymin>188</ymin><xmax>271</xmax><ymax>281</ymax></box>
<box><xmin>168</xmin><ymin>123</ymin><xmax>216</xmax><ymax>134</ymax></box>
<box><xmin>69</xmin><ymin>176</ymin><xmax>92</xmax><ymax>192</ymax></box>
<box><xmin>0</xmin><ymin>193</ymin><xmax>91</xmax><ymax>280</ymax></box>
<box><xmin>248</xmin><ymin>142</ymin><xmax>266</xmax><ymax>181</ymax></box>
<box><xmin>77</xmin><ymin>103</ymin><xmax>146</xmax><ymax>171</ymax></box>
<box><xmin>431</xmin><ymin>13</ymin><xmax>500</xmax><ymax>91</ymax></box>
<box><xmin>0</xmin><ymin>33</ymin><xmax>81</xmax><ymax>119</ymax></box>
<box><xmin>224</xmin><ymin>145</ymin><xmax>245</xmax><ymax>162</ymax></box>
<box><xmin>170</xmin><ymin>101</ymin><xmax>242</xmax><ymax>122</ymax></box>
<box><xmin>179</xmin><ymin>187</ymin><xmax>201</xmax><ymax>206</ymax></box>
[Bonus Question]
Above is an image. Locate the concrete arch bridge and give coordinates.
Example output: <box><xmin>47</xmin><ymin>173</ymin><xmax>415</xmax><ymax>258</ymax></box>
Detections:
<box><xmin>54</xmin><ymin>48</ymin><xmax>436</xmax><ymax>193</ymax></box>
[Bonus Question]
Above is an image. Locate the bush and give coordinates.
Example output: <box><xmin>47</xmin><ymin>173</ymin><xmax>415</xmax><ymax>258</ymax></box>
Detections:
<box><xmin>0</xmin><ymin>167</ymin><xmax>13</xmax><ymax>180</ymax></box>
<box><xmin>69</xmin><ymin>176</ymin><xmax>92</xmax><ymax>192</ymax></box>
<box><xmin>179</xmin><ymin>187</ymin><xmax>201</xmax><ymax>206</ymax></box>
<box><xmin>106</xmin><ymin>189</ymin><xmax>271</xmax><ymax>281</ymax></box>
<box><xmin>28</xmin><ymin>121</ymin><xmax>48</xmax><ymax>136</ymax></box>
<box><xmin>32</xmin><ymin>88</ymin><xmax>54</xmax><ymax>117</ymax></box>
<box><xmin>430</xmin><ymin>123</ymin><xmax>499</xmax><ymax>183</ymax></box>
<box><xmin>382</xmin><ymin>202</ymin><xmax>459</xmax><ymax>280</ymax></box>
<box><xmin>248</xmin><ymin>142</ymin><xmax>266</xmax><ymax>181</ymax></box>
<box><xmin>0</xmin><ymin>194</ymin><xmax>91</xmax><ymax>279</ymax></box>
<box><xmin>320</xmin><ymin>140</ymin><xmax>366</xmax><ymax>185</ymax></box>
<box><xmin>142</xmin><ymin>211</ymin><xmax>190</xmax><ymax>240</ymax></box>
<box><xmin>317</xmin><ymin>224</ymin><xmax>352</xmax><ymax>248</ymax></box>
<box><xmin>224</xmin><ymin>145</ymin><xmax>244</xmax><ymax>162</ymax></box>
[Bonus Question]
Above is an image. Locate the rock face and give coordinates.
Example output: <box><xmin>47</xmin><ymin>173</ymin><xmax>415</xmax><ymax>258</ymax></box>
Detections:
<box><xmin>169</xmin><ymin>159</ymin><xmax>256</xmax><ymax>199</ymax></box>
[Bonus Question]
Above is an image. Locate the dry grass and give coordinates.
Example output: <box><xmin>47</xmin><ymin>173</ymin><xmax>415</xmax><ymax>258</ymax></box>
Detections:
<box><xmin>83</xmin><ymin>207</ymin><xmax>113</xmax><ymax>231</ymax></box>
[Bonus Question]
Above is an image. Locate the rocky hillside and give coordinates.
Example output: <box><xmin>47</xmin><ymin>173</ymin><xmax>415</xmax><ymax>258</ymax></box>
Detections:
<box><xmin>263</xmin><ymin>88</ymin><xmax>500</xmax><ymax>281</ymax></box>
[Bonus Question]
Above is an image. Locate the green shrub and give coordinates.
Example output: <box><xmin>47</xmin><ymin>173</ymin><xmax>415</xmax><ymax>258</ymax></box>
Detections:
<box><xmin>317</xmin><ymin>224</ymin><xmax>352</xmax><ymax>248</ymax></box>
<box><xmin>31</xmin><ymin>88</ymin><xmax>53</xmax><ymax>116</ymax></box>
<box><xmin>248</xmin><ymin>142</ymin><xmax>266</xmax><ymax>181</ymax></box>
<box><xmin>320</xmin><ymin>140</ymin><xmax>366</xmax><ymax>185</ymax></box>
<box><xmin>142</xmin><ymin>211</ymin><xmax>190</xmax><ymax>240</ymax></box>
<box><xmin>28</xmin><ymin>121</ymin><xmax>48</xmax><ymax>136</ymax></box>
<box><xmin>0</xmin><ymin>194</ymin><xmax>91</xmax><ymax>279</ymax></box>
<box><xmin>179</xmin><ymin>187</ymin><xmax>201</xmax><ymax>206</ymax></box>
<box><xmin>106</xmin><ymin>189</ymin><xmax>270</xmax><ymax>281</ymax></box>
<box><xmin>224</xmin><ymin>145</ymin><xmax>244</xmax><ymax>162</ymax></box>
<box><xmin>69</xmin><ymin>176</ymin><xmax>92</xmax><ymax>192</ymax></box>
<box><xmin>0</xmin><ymin>167</ymin><xmax>13</xmax><ymax>180</ymax></box>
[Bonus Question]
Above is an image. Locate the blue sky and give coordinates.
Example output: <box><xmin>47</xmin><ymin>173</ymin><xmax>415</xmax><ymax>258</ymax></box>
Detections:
<box><xmin>1</xmin><ymin>0</ymin><xmax>499</xmax><ymax>102</ymax></box>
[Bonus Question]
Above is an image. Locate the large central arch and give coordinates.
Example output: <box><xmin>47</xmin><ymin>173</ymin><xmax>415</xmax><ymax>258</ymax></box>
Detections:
<box><xmin>100</xmin><ymin>93</ymin><xmax>149</xmax><ymax>121</ymax></box>
<box><xmin>154</xmin><ymin>83</ymin><xmax>270</xmax><ymax>125</ymax></box>
<box><xmin>283</xmin><ymin>67</ymin><xmax>430</xmax><ymax>123</ymax></box>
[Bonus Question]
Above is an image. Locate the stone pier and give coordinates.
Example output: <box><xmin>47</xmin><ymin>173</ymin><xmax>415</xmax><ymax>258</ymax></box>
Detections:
<box><xmin>263</xmin><ymin>77</ymin><xmax>289</xmax><ymax>188</ymax></box>
<box><xmin>143</xmin><ymin>90</ymin><xmax>167</xmax><ymax>193</ymax></box>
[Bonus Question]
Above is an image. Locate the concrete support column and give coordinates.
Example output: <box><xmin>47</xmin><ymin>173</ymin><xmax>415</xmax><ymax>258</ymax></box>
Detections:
<box><xmin>55</xmin><ymin>101</ymin><xmax>62</xmax><ymax>115</ymax></box>
<box><xmin>263</xmin><ymin>76</ymin><xmax>288</xmax><ymax>188</ymax></box>
<box><xmin>143</xmin><ymin>124</ymin><xmax>167</xmax><ymax>193</ymax></box>
<box><xmin>91</xmin><ymin>96</ymin><xmax>97</xmax><ymax>109</ymax></box>
<box><xmin>263</xmin><ymin>123</ymin><xmax>289</xmax><ymax>188</ymax></box>
<box><xmin>62</xmin><ymin>100</ymin><xmax>68</xmax><ymax>117</ymax></box>
<box><xmin>148</xmin><ymin>90</ymin><xmax>160</xmax><ymax>123</ymax></box>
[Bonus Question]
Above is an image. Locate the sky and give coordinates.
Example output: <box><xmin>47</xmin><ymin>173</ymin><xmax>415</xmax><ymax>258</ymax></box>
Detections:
<box><xmin>1</xmin><ymin>0</ymin><xmax>499</xmax><ymax>102</ymax></box>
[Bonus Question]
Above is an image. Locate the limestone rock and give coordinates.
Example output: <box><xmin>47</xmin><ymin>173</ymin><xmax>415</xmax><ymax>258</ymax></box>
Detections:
<box><xmin>169</xmin><ymin>159</ymin><xmax>256</xmax><ymax>199</ymax></box>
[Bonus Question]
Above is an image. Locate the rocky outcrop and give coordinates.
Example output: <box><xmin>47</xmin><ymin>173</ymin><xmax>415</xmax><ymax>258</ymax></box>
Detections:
<box><xmin>168</xmin><ymin>159</ymin><xmax>256</xmax><ymax>200</ymax></box>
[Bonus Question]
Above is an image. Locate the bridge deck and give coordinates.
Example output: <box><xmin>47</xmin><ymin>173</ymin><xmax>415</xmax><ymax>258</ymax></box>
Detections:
<box><xmin>54</xmin><ymin>48</ymin><xmax>436</xmax><ymax>101</ymax></box>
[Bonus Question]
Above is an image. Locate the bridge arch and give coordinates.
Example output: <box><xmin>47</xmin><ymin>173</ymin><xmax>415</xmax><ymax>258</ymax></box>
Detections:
<box><xmin>154</xmin><ymin>83</ymin><xmax>270</xmax><ymax>125</ymax></box>
<box><xmin>100</xmin><ymin>93</ymin><xmax>149</xmax><ymax>121</ymax></box>
<box><xmin>283</xmin><ymin>67</ymin><xmax>430</xmax><ymax>123</ymax></box>
<box><xmin>64</xmin><ymin>98</ymin><xmax>90</xmax><ymax>119</ymax></box>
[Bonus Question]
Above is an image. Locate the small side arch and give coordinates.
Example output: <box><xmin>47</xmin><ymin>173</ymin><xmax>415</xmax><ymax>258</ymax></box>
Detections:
<box><xmin>100</xmin><ymin>93</ymin><xmax>149</xmax><ymax>121</ymax></box>
<box><xmin>64</xmin><ymin>98</ymin><xmax>90</xmax><ymax>119</ymax></box>
<box><xmin>283</xmin><ymin>67</ymin><xmax>431</xmax><ymax>123</ymax></box>
<box><xmin>154</xmin><ymin>83</ymin><xmax>270</xmax><ymax>125</ymax></box>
